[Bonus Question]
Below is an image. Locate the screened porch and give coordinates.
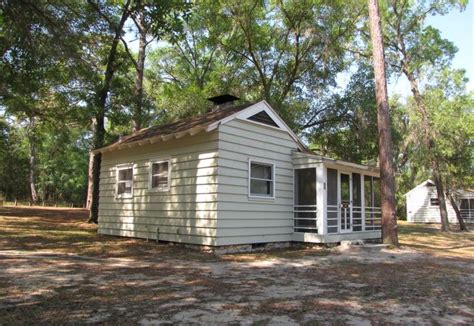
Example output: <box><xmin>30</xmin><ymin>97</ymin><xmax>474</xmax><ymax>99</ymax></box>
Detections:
<box><xmin>292</xmin><ymin>152</ymin><xmax>382</xmax><ymax>243</ymax></box>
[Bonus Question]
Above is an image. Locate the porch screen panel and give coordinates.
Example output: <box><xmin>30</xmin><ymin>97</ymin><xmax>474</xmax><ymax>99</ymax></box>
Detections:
<box><xmin>460</xmin><ymin>199</ymin><xmax>474</xmax><ymax>223</ymax></box>
<box><xmin>352</xmin><ymin>173</ymin><xmax>362</xmax><ymax>231</ymax></box>
<box><xmin>294</xmin><ymin>168</ymin><xmax>317</xmax><ymax>233</ymax></box>
<box><xmin>469</xmin><ymin>199</ymin><xmax>474</xmax><ymax>223</ymax></box>
<box><xmin>340</xmin><ymin>174</ymin><xmax>350</xmax><ymax>230</ymax></box>
<box><xmin>364</xmin><ymin>176</ymin><xmax>381</xmax><ymax>230</ymax></box>
<box><xmin>327</xmin><ymin>168</ymin><xmax>338</xmax><ymax>233</ymax></box>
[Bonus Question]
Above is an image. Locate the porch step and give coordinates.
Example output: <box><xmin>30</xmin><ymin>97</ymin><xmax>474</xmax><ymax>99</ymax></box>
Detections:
<box><xmin>336</xmin><ymin>241</ymin><xmax>390</xmax><ymax>253</ymax></box>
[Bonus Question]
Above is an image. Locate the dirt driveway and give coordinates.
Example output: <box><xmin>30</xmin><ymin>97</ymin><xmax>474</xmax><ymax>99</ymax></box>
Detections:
<box><xmin>1</xmin><ymin>206</ymin><xmax>473</xmax><ymax>325</ymax></box>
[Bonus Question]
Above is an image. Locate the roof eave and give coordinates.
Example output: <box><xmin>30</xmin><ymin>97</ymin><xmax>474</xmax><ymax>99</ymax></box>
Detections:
<box><xmin>91</xmin><ymin>125</ymin><xmax>208</xmax><ymax>155</ymax></box>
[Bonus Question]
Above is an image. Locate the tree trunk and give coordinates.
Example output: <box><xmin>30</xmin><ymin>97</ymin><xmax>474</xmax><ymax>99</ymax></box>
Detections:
<box><xmin>86</xmin><ymin>150</ymin><xmax>94</xmax><ymax>210</ymax></box>
<box><xmin>27</xmin><ymin>116</ymin><xmax>39</xmax><ymax>204</ymax></box>
<box><xmin>447</xmin><ymin>191</ymin><xmax>468</xmax><ymax>231</ymax></box>
<box><xmin>367</xmin><ymin>0</ymin><xmax>398</xmax><ymax>246</ymax></box>
<box><xmin>432</xmin><ymin>160</ymin><xmax>449</xmax><ymax>231</ymax></box>
<box><xmin>86</xmin><ymin>118</ymin><xmax>96</xmax><ymax>210</ymax></box>
<box><xmin>132</xmin><ymin>6</ymin><xmax>147</xmax><ymax>132</ymax></box>
<box><xmin>404</xmin><ymin>61</ymin><xmax>450</xmax><ymax>232</ymax></box>
<box><xmin>88</xmin><ymin>0</ymin><xmax>131</xmax><ymax>223</ymax></box>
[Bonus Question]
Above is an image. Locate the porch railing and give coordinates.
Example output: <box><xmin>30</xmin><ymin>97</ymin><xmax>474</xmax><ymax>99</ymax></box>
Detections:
<box><xmin>294</xmin><ymin>205</ymin><xmax>318</xmax><ymax>233</ymax></box>
<box><xmin>460</xmin><ymin>209</ymin><xmax>474</xmax><ymax>223</ymax></box>
<box><xmin>352</xmin><ymin>206</ymin><xmax>363</xmax><ymax>231</ymax></box>
<box><xmin>327</xmin><ymin>205</ymin><xmax>339</xmax><ymax>234</ymax></box>
<box><xmin>294</xmin><ymin>204</ymin><xmax>383</xmax><ymax>234</ymax></box>
<box><xmin>364</xmin><ymin>206</ymin><xmax>382</xmax><ymax>230</ymax></box>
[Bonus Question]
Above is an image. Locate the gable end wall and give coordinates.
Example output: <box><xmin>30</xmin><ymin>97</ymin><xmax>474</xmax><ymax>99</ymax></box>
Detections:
<box><xmin>406</xmin><ymin>186</ymin><xmax>458</xmax><ymax>224</ymax></box>
<box><xmin>215</xmin><ymin>119</ymin><xmax>299</xmax><ymax>246</ymax></box>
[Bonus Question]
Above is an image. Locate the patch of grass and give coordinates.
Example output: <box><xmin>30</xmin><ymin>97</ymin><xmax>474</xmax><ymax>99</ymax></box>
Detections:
<box><xmin>398</xmin><ymin>221</ymin><xmax>474</xmax><ymax>258</ymax></box>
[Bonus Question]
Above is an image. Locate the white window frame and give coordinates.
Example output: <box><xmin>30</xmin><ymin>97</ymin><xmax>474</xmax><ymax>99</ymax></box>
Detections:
<box><xmin>248</xmin><ymin>159</ymin><xmax>276</xmax><ymax>200</ymax></box>
<box><xmin>115</xmin><ymin>163</ymin><xmax>134</xmax><ymax>199</ymax></box>
<box><xmin>148</xmin><ymin>158</ymin><xmax>171</xmax><ymax>192</ymax></box>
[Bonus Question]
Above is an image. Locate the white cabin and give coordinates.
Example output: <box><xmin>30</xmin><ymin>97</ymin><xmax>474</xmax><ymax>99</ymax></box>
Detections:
<box><xmin>405</xmin><ymin>180</ymin><xmax>474</xmax><ymax>224</ymax></box>
<box><xmin>94</xmin><ymin>99</ymin><xmax>382</xmax><ymax>248</ymax></box>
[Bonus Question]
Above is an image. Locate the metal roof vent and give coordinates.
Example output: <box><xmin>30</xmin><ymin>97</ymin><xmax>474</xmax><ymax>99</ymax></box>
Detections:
<box><xmin>207</xmin><ymin>94</ymin><xmax>240</xmax><ymax>112</ymax></box>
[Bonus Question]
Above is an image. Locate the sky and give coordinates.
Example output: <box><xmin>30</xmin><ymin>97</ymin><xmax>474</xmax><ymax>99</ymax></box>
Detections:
<box><xmin>389</xmin><ymin>1</ymin><xmax>474</xmax><ymax>96</ymax></box>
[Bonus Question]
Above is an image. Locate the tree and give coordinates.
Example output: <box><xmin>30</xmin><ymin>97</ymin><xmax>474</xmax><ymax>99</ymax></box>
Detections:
<box><xmin>381</xmin><ymin>0</ymin><xmax>467</xmax><ymax>231</ymax></box>
<box><xmin>221</xmin><ymin>0</ymin><xmax>363</xmax><ymax>128</ymax></box>
<box><xmin>367</xmin><ymin>0</ymin><xmax>398</xmax><ymax>245</ymax></box>
<box><xmin>0</xmin><ymin>117</ymin><xmax>30</xmax><ymax>201</ymax></box>
<box><xmin>86</xmin><ymin>0</ymin><xmax>132</xmax><ymax>222</ymax></box>
<box><xmin>422</xmin><ymin>68</ymin><xmax>473</xmax><ymax>230</ymax></box>
<box><xmin>146</xmin><ymin>1</ymin><xmax>245</xmax><ymax>119</ymax></box>
<box><xmin>1</xmin><ymin>0</ymin><xmax>98</xmax><ymax>204</ymax></box>
<box><xmin>86</xmin><ymin>0</ymin><xmax>191</xmax><ymax>222</ymax></box>
<box><xmin>121</xmin><ymin>0</ymin><xmax>191</xmax><ymax>132</ymax></box>
<box><xmin>149</xmin><ymin>0</ymin><xmax>362</xmax><ymax>129</ymax></box>
<box><xmin>308</xmin><ymin>64</ymin><xmax>380</xmax><ymax>164</ymax></box>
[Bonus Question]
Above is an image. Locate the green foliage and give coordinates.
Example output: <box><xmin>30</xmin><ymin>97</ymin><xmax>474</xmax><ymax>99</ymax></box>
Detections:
<box><xmin>34</xmin><ymin>122</ymin><xmax>90</xmax><ymax>204</ymax></box>
<box><xmin>381</xmin><ymin>0</ymin><xmax>465</xmax><ymax>77</ymax></box>
<box><xmin>147</xmin><ymin>0</ymin><xmax>362</xmax><ymax>128</ymax></box>
<box><xmin>308</xmin><ymin>64</ymin><xmax>379</xmax><ymax>164</ymax></box>
<box><xmin>0</xmin><ymin>0</ymin><xmax>471</xmax><ymax>213</ymax></box>
<box><xmin>424</xmin><ymin>69</ymin><xmax>474</xmax><ymax>189</ymax></box>
<box><xmin>0</xmin><ymin>118</ymin><xmax>30</xmax><ymax>200</ymax></box>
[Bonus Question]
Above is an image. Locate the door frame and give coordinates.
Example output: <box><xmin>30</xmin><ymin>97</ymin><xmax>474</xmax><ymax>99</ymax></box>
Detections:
<box><xmin>338</xmin><ymin>171</ymin><xmax>353</xmax><ymax>233</ymax></box>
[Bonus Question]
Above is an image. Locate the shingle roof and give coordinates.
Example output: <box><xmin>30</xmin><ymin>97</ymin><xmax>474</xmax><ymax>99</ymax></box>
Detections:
<box><xmin>96</xmin><ymin>102</ymin><xmax>255</xmax><ymax>153</ymax></box>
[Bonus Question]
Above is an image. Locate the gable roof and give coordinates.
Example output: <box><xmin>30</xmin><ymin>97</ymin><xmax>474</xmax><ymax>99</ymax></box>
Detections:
<box><xmin>404</xmin><ymin>179</ymin><xmax>435</xmax><ymax>196</ymax></box>
<box><xmin>405</xmin><ymin>179</ymin><xmax>474</xmax><ymax>197</ymax></box>
<box><xmin>93</xmin><ymin>100</ymin><xmax>307</xmax><ymax>154</ymax></box>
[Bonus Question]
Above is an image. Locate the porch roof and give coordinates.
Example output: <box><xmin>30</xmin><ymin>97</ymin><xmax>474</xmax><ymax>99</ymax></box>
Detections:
<box><xmin>292</xmin><ymin>151</ymin><xmax>380</xmax><ymax>174</ymax></box>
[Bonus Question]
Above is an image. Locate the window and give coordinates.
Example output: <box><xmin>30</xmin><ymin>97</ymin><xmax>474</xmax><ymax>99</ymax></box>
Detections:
<box><xmin>149</xmin><ymin>159</ymin><xmax>170</xmax><ymax>191</ymax></box>
<box><xmin>430</xmin><ymin>197</ymin><xmax>439</xmax><ymax>206</ymax></box>
<box><xmin>116</xmin><ymin>164</ymin><xmax>133</xmax><ymax>198</ymax></box>
<box><xmin>249</xmin><ymin>160</ymin><xmax>275</xmax><ymax>198</ymax></box>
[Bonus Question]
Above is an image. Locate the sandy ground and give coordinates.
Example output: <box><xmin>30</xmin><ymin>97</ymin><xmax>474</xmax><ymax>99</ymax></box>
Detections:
<box><xmin>0</xmin><ymin>206</ymin><xmax>473</xmax><ymax>325</ymax></box>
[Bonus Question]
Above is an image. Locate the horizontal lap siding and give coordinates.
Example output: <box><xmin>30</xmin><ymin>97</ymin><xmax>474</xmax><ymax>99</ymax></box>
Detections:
<box><xmin>406</xmin><ymin>187</ymin><xmax>458</xmax><ymax>224</ymax></box>
<box><xmin>216</xmin><ymin>119</ymin><xmax>299</xmax><ymax>246</ymax></box>
<box><xmin>98</xmin><ymin>131</ymin><xmax>219</xmax><ymax>245</ymax></box>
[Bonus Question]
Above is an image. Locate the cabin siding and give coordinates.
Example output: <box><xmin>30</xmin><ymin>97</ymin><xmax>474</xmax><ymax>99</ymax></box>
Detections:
<box><xmin>98</xmin><ymin>131</ymin><xmax>219</xmax><ymax>246</ymax></box>
<box><xmin>215</xmin><ymin>119</ymin><xmax>299</xmax><ymax>246</ymax></box>
<box><xmin>406</xmin><ymin>186</ymin><xmax>458</xmax><ymax>224</ymax></box>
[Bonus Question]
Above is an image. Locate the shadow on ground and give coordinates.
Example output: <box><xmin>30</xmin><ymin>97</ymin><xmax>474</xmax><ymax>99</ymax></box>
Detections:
<box><xmin>1</xmin><ymin>207</ymin><xmax>473</xmax><ymax>324</ymax></box>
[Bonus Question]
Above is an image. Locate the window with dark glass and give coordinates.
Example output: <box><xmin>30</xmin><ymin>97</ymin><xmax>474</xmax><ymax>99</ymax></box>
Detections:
<box><xmin>430</xmin><ymin>197</ymin><xmax>439</xmax><ymax>206</ymax></box>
